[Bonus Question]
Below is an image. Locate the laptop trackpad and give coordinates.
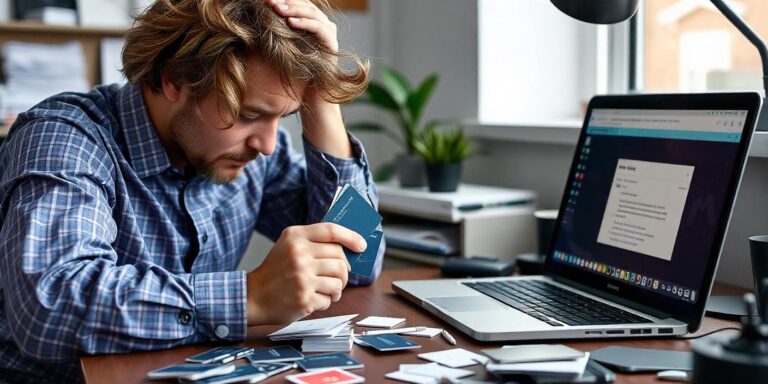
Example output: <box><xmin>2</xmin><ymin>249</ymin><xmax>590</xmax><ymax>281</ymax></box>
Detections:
<box><xmin>428</xmin><ymin>296</ymin><xmax>503</xmax><ymax>312</ymax></box>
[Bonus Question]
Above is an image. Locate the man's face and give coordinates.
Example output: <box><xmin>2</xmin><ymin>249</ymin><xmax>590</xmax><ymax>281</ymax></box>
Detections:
<box><xmin>169</xmin><ymin>57</ymin><xmax>303</xmax><ymax>184</ymax></box>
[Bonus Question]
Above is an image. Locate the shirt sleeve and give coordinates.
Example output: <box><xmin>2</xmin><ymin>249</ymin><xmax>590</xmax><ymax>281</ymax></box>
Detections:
<box><xmin>0</xmin><ymin>120</ymin><xmax>246</xmax><ymax>362</ymax></box>
<box><xmin>255</xmin><ymin>129</ymin><xmax>385</xmax><ymax>285</ymax></box>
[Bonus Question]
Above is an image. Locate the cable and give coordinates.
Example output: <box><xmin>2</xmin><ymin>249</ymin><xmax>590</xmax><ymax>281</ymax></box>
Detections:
<box><xmin>677</xmin><ymin>327</ymin><xmax>741</xmax><ymax>340</ymax></box>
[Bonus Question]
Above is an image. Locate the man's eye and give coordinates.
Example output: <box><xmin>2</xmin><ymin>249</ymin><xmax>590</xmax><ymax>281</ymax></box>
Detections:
<box><xmin>239</xmin><ymin>115</ymin><xmax>259</xmax><ymax>122</ymax></box>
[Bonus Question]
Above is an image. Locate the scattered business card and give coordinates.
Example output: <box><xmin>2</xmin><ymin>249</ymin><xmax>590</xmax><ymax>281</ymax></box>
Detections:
<box><xmin>400</xmin><ymin>362</ymin><xmax>474</xmax><ymax>380</ymax></box>
<box><xmin>418</xmin><ymin>348</ymin><xmax>490</xmax><ymax>368</ymax></box>
<box><xmin>286</xmin><ymin>368</ymin><xmax>365</xmax><ymax>384</ymax></box>
<box><xmin>245</xmin><ymin>345</ymin><xmax>304</xmax><ymax>363</ymax></box>
<box><xmin>185</xmin><ymin>346</ymin><xmax>253</xmax><ymax>364</ymax></box>
<box><xmin>385</xmin><ymin>370</ymin><xmax>439</xmax><ymax>384</ymax></box>
<box><xmin>296</xmin><ymin>352</ymin><xmax>364</xmax><ymax>371</ymax></box>
<box><xmin>356</xmin><ymin>333</ymin><xmax>421</xmax><ymax>352</ymax></box>
<box><xmin>182</xmin><ymin>363</ymin><xmax>289</xmax><ymax>384</ymax></box>
<box><xmin>147</xmin><ymin>363</ymin><xmax>236</xmax><ymax>380</ymax></box>
<box><xmin>356</xmin><ymin>316</ymin><xmax>406</xmax><ymax>328</ymax></box>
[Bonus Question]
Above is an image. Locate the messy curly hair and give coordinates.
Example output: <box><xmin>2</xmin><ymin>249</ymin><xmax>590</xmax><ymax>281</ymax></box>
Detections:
<box><xmin>122</xmin><ymin>0</ymin><xmax>369</xmax><ymax>126</ymax></box>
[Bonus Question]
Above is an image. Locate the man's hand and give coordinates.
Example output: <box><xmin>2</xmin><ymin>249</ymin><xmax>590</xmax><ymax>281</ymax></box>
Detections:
<box><xmin>245</xmin><ymin>223</ymin><xmax>366</xmax><ymax>325</ymax></box>
<box><xmin>270</xmin><ymin>0</ymin><xmax>353</xmax><ymax>158</ymax></box>
<box><xmin>270</xmin><ymin>0</ymin><xmax>339</xmax><ymax>55</ymax></box>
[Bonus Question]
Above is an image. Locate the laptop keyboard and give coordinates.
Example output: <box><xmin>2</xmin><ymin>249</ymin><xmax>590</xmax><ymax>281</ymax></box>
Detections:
<box><xmin>463</xmin><ymin>279</ymin><xmax>650</xmax><ymax>326</ymax></box>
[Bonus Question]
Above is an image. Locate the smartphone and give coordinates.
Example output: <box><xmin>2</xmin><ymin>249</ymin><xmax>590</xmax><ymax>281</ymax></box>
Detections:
<box><xmin>482</xmin><ymin>344</ymin><xmax>585</xmax><ymax>364</ymax></box>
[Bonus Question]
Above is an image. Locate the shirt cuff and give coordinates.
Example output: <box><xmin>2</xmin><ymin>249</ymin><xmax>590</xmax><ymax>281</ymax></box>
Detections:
<box><xmin>192</xmin><ymin>271</ymin><xmax>248</xmax><ymax>342</ymax></box>
<box><xmin>303</xmin><ymin>133</ymin><xmax>372</xmax><ymax>193</ymax></box>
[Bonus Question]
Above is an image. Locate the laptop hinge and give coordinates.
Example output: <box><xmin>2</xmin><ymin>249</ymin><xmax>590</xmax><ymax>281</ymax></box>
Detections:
<box><xmin>549</xmin><ymin>273</ymin><xmax>680</xmax><ymax>321</ymax></box>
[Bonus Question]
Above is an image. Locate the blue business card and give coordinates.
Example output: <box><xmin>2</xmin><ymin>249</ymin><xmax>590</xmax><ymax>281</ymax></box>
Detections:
<box><xmin>321</xmin><ymin>185</ymin><xmax>382</xmax><ymax>239</ymax></box>
<box><xmin>356</xmin><ymin>333</ymin><xmax>421</xmax><ymax>352</ymax></box>
<box><xmin>245</xmin><ymin>345</ymin><xmax>304</xmax><ymax>363</ymax></box>
<box><xmin>296</xmin><ymin>352</ymin><xmax>364</xmax><ymax>371</ymax></box>
<box><xmin>348</xmin><ymin>230</ymin><xmax>382</xmax><ymax>277</ymax></box>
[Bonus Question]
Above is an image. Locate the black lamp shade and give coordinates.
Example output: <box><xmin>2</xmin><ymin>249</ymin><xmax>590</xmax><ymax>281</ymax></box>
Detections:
<box><xmin>550</xmin><ymin>0</ymin><xmax>640</xmax><ymax>24</ymax></box>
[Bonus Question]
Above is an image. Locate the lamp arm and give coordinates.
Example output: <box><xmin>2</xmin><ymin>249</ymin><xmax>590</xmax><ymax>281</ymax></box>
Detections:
<box><xmin>710</xmin><ymin>0</ymin><xmax>768</xmax><ymax>95</ymax></box>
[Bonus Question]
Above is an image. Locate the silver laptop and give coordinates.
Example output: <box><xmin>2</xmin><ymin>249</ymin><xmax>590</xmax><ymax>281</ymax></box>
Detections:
<box><xmin>394</xmin><ymin>93</ymin><xmax>762</xmax><ymax>341</ymax></box>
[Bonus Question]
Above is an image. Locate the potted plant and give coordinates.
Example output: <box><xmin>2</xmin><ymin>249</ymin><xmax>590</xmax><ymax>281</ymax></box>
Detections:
<box><xmin>347</xmin><ymin>67</ymin><xmax>438</xmax><ymax>187</ymax></box>
<box><xmin>413</xmin><ymin>124</ymin><xmax>474</xmax><ymax>193</ymax></box>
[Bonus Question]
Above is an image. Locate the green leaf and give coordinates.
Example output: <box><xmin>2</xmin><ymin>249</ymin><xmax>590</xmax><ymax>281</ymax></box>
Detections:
<box><xmin>380</xmin><ymin>67</ymin><xmax>411</xmax><ymax>105</ymax></box>
<box><xmin>373</xmin><ymin>161</ymin><xmax>397</xmax><ymax>182</ymax></box>
<box><xmin>406</xmin><ymin>74</ymin><xmax>438</xmax><ymax>125</ymax></box>
<box><xmin>366</xmin><ymin>82</ymin><xmax>400</xmax><ymax>112</ymax></box>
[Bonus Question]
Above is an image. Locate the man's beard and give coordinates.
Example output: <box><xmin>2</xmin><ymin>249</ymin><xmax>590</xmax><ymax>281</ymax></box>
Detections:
<box><xmin>169</xmin><ymin>101</ymin><xmax>260</xmax><ymax>184</ymax></box>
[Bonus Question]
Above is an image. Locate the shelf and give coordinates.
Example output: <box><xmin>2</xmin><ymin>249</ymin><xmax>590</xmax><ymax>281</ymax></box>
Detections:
<box><xmin>0</xmin><ymin>21</ymin><xmax>127</xmax><ymax>37</ymax></box>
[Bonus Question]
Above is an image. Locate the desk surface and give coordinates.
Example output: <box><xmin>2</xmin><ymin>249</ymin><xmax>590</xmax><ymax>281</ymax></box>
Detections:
<box><xmin>80</xmin><ymin>267</ymin><xmax>744</xmax><ymax>383</ymax></box>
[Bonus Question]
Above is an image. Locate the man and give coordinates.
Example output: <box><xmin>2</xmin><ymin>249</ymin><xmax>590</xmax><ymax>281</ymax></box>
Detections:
<box><xmin>0</xmin><ymin>0</ymin><xmax>383</xmax><ymax>382</ymax></box>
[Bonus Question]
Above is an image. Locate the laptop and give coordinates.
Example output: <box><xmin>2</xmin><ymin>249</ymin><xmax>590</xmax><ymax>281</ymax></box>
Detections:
<box><xmin>393</xmin><ymin>92</ymin><xmax>762</xmax><ymax>341</ymax></box>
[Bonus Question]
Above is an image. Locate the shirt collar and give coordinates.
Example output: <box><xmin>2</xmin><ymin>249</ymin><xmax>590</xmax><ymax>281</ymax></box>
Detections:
<box><xmin>117</xmin><ymin>83</ymin><xmax>172</xmax><ymax>178</ymax></box>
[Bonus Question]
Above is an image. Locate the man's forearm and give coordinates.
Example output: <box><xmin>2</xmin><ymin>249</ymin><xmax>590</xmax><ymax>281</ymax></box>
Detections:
<box><xmin>301</xmin><ymin>102</ymin><xmax>353</xmax><ymax>159</ymax></box>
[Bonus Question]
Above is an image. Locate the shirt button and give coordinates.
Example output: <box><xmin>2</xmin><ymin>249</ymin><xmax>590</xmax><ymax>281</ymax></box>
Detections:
<box><xmin>202</xmin><ymin>233</ymin><xmax>208</xmax><ymax>243</ymax></box>
<box><xmin>324</xmin><ymin>168</ymin><xmax>334</xmax><ymax>179</ymax></box>
<box><xmin>214</xmin><ymin>325</ymin><xmax>230</xmax><ymax>339</ymax></box>
<box><xmin>178</xmin><ymin>311</ymin><xmax>194</xmax><ymax>325</ymax></box>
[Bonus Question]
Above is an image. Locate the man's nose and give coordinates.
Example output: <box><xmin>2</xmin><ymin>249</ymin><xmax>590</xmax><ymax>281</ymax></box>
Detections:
<box><xmin>247</xmin><ymin>119</ymin><xmax>279</xmax><ymax>156</ymax></box>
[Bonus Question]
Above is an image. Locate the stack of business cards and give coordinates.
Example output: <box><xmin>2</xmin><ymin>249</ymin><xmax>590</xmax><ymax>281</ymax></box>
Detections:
<box><xmin>322</xmin><ymin>184</ymin><xmax>383</xmax><ymax>278</ymax></box>
<box><xmin>302</xmin><ymin>325</ymin><xmax>354</xmax><ymax>352</ymax></box>
<box><xmin>269</xmin><ymin>314</ymin><xmax>358</xmax><ymax>341</ymax></box>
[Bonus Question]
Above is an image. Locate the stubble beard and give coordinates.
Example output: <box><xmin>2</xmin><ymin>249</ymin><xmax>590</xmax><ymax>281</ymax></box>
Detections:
<box><xmin>169</xmin><ymin>102</ymin><xmax>259</xmax><ymax>184</ymax></box>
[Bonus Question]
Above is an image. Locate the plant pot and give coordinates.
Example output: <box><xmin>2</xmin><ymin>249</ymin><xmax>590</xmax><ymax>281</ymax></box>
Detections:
<box><xmin>426</xmin><ymin>162</ymin><xmax>462</xmax><ymax>192</ymax></box>
<box><xmin>396</xmin><ymin>153</ymin><xmax>426</xmax><ymax>187</ymax></box>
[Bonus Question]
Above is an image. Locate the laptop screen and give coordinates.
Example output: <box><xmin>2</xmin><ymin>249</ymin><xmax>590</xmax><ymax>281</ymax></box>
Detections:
<box><xmin>546</xmin><ymin>93</ymin><xmax>761</xmax><ymax>326</ymax></box>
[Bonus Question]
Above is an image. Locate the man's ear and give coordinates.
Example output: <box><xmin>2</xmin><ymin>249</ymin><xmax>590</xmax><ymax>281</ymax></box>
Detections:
<box><xmin>160</xmin><ymin>72</ymin><xmax>183</xmax><ymax>103</ymax></box>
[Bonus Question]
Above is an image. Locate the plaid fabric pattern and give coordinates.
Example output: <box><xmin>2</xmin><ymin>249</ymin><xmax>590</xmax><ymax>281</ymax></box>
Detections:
<box><xmin>0</xmin><ymin>83</ymin><xmax>382</xmax><ymax>383</ymax></box>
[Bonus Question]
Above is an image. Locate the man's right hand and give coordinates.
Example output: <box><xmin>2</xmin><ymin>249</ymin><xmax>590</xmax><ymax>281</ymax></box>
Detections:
<box><xmin>245</xmin><ymin>223</ymin><xmax>367</xmax><ymax>325</ymax></box>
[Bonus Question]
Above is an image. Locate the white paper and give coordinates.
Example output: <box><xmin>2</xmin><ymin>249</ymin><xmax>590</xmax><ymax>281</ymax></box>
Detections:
<box><xmin>401</xmin><ymin>363</ymin><xmax>474</xmax><ymax>380</ymax></box>
<box><xmin>401</xmin><ymin>327</ymin><xmax>443</xmax><ymax>338</ymax></box>
<box><xmin>268</xmin><ymin>314</ymin><xmax>358</xmax><ymax>339</ymax></box>
<box><xmin>418</xmin><ymin>348</ymin><xmax>490</xmax><ymax>368</ymax></box>
<box><xmin>486</xmin><ymin>352</ymin><xmax>590</xmax><ymax>377</ymax></box>
<box><xmin>385</xmin><ymin>370</ymin><xmax>439</xmax><ymax>384</ymax></box>
<box><xmin>356</xmin><ymin>316</ymin><xmax>406</xmax><ymax>328</ymax></box>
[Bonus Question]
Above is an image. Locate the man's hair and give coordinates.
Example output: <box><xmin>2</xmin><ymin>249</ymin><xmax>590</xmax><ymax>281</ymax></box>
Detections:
<box><xmin>122</xmin><ymin>0</ymin><xmax>369</xmax><ymax>126</ymax></box>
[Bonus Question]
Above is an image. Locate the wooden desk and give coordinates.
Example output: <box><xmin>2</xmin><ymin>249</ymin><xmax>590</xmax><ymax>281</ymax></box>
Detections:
<box><xmin>81</xmin><ymin>268</ymin><xmax>744</xmax><ymax>383</ymax></box>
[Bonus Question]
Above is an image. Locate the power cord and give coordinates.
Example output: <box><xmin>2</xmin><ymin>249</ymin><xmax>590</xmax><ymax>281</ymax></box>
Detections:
<box><xmin>677</xmin><ymin>327</ymin><xmax>741</xmax><ymax>340</ymax></box>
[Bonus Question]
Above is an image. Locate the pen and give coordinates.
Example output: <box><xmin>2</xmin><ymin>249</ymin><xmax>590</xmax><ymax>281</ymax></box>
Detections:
<box><xmin>362</xmin><ymin>326</ymin><xmax>426</xmax><ymax>336</ymax></box>
<box><xmin>441</xmin><ymin>329</ymin><xmax>456</xmax><ymax>345</ymax></box>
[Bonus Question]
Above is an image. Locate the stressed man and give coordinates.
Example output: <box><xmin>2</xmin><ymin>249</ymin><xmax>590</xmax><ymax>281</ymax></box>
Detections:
<box><xmin>0</xmin><ymin>0</ymin><xmax>383</xmax><ymax>382</ymax></box>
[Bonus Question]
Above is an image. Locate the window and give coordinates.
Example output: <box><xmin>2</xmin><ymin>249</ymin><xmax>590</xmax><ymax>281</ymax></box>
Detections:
<box><xmin>477</xmin><ymin>0</ymin><xmax>608</xmax><ymax>124</ymax></box>
<box><xmin>635</xmin><ymin>0</ymin><xmax>767</xmax><ymax>93</ymax></box>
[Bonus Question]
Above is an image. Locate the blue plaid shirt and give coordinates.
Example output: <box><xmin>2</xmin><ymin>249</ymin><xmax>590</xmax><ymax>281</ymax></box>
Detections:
<box><xmin>0</xmin><ymin>83</ymin><xmax>383</xmax><ymax>383</ymax></box>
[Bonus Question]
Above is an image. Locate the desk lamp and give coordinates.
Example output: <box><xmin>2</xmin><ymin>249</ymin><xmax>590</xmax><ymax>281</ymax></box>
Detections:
<box><xmin>550</xmin><ymin>0</ymin><xmax>768</xmax><ymax>316</ymax></box>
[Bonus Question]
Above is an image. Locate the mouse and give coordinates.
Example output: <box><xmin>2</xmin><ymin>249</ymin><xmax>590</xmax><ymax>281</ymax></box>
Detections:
<box><xmin>656</xmin><ymin>370</ymin><xmax>690</xmax><ymax>382</ymax></box>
